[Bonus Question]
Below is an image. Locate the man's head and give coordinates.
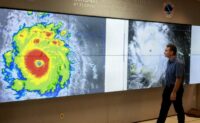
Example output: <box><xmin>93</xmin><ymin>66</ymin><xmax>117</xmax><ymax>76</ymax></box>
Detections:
<box><xmin>164</xmin><ymin>44</ymin><xmax>177</xmax><ymax>58</ymax></box>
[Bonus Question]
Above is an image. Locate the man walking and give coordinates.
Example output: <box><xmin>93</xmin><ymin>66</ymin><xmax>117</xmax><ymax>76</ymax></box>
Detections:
<box><xmin>157</xmin><ymin>44</ymin><xmax>185</xmax><ymax>123</ymax></box>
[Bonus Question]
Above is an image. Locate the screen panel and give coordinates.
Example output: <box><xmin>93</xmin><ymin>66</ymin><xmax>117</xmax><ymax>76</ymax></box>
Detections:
<box><xmin>190</xmin><ymin>26</ymin><xmax>200</xmax><ymax>84</ymax></box>
<box><xmin>0</xmin><ymin>8</ymin><xmax>106</xmax><ymax>102</ymax></box>
<box><xmin>105</xmin><ymin>19</ymin><xmax>128</xmax><ymax>92</ymax></box>
<box><xmin>127</xmin><ymin>21</ymin><xmax>191</xmax><ymax>90</ymax></box>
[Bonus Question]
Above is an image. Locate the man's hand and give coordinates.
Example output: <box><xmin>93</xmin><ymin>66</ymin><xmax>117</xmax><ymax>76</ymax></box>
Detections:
<box><xmin>170</xmin><ymin>92</ymin><xmax>177</xmax><ymax>101</ymax></box>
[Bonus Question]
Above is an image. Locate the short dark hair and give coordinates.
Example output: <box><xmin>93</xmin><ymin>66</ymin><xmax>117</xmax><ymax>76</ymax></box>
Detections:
<box><xmin>167</xmin><ymin>44</ymin><xmax>177</xmax><ymax>55</ymax></box>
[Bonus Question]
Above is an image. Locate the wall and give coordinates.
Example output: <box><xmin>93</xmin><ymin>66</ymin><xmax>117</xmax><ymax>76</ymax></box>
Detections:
<box><xmin>0</xmin><ymin>0</ymin><xmax>200</xmax><ymax>123</ymax></box>
<box><xmin>0</xmin><ymin>86</ymin><xmax>197</xmax><ymax>123</ymax></box>
<box><xmin>0</xmin><ymin>0</ymin><xmax>200</xmax><ymax>25</ymax></box>
<box><xmin>198</xmin><ymin>85</ymin><xmax>200</xmax><ymax>109</ymax></box>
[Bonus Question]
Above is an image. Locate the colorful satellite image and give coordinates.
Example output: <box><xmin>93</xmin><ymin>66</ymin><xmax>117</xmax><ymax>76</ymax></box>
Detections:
<box><xmin>0</xmin><ymin>9</ymin><xmax>106</xmax><ymax>102</ymax></box>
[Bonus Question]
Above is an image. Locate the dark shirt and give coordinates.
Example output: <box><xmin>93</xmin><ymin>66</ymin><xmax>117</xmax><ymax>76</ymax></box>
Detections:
<box><xmin>165</xmin><ymin>57</ymin><xmax>185</xmax><ymax>86</ymax></box>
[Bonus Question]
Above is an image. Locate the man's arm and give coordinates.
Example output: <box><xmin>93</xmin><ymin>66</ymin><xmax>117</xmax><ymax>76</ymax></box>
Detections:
<box><xmin>170</xmin><ymin>77</ymin><xmax>182</xmax><ymax>101</ymax></box>
<box><xmin>172</xmin><ymin>77</ymin><xmax>183</xmax><ymax>93</ymax></box>
<box><xmin>170</xmin><ymin>62</ymin><xmax>184</xmax><ymax>101</ymax></box>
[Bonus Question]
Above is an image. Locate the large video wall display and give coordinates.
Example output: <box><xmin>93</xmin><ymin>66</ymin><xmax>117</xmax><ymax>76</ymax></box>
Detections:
<box><xmin>0</xmin><ymin>8</ymin><xmax>199</xmax><ymax>103</ymax></box>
